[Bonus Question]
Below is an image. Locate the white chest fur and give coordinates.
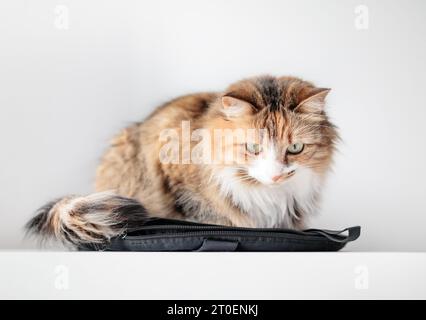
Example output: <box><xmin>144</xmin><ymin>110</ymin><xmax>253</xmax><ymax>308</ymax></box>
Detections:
<box><xmin>215</xmin><ymin>167</ymin><xmax>321</xmax><ymax>228</ymax></box>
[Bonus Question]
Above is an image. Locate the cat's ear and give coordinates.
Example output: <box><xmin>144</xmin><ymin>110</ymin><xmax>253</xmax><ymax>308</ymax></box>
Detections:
<box><xmin>221</xmin><ymin>96</ymin><xmax>255</xmax><ymax>118</ymax></box>
<box><xmin>295</xmin><ymin>88</ymin><xmax>331</xmax><ymax>114</ymax></box>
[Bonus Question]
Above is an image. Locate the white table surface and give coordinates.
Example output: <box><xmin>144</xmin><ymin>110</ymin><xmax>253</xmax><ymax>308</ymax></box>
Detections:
<box><xmin>0</xmin><ymin>251</ymin><xmax>425</xmax><ymax>299</ymax></box>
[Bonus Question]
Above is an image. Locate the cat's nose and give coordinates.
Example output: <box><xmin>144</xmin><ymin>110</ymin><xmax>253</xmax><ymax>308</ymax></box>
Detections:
<box><xmin>272</xmin><ymin>175</ymin><xmax>283</xmax><ymax>182</ymax></box>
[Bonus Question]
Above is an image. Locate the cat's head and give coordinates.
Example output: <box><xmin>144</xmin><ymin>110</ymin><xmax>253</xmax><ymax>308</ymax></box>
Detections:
<box><xmin>211</xmin><ymin>75</ymin><xmax>338</xmax><ymax>186</ymax></box>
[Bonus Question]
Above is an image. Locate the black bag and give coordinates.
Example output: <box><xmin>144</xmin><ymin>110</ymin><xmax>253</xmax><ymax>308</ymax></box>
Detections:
<box><xmin>80</xmin><ymin>218</ymin><xmax>361</xmax><ymax>252</ymax></box>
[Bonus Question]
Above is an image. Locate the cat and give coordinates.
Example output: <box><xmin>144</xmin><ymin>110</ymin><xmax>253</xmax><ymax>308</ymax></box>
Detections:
<box><xmin>26</xmin><ymin>75</ymin><xmax>338</xmax><ymax>248</ymax></box>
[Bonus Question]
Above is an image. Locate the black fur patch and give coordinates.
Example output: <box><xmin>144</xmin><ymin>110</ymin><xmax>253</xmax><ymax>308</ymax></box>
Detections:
<box><xmin>256</xmin><ymin>76</ymin><xmax>282</xmax><ymax>111</ymax></box>
<box><xmin>25</xmin><ymin>198</ymin><xmax>60</xmax><ymax>235</ymax></box>
<box><xmin>111</xmin><ymin>196</ymin><xmax>150</xmax><ymax>229</ymax></box>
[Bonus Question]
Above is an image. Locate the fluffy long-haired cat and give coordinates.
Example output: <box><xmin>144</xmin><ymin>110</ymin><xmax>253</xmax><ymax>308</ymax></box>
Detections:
<box><xmin>26</xmin><ymin>75</ymin><xmax>338</xmax><ymax>248</ymax></box>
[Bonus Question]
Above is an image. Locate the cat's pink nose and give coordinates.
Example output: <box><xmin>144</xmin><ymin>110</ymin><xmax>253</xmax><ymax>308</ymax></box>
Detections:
<box><xmin>272</xmin><ymin>175</ymin><xmax>282</xmax><ymax>182</ymax></box>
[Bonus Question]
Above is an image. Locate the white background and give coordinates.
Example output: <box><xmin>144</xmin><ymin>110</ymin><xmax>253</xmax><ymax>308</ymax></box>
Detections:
<box><xmin>0</xmin><ymin>0</ymin><xmax>425</xmax><ymax>251</ymax></box>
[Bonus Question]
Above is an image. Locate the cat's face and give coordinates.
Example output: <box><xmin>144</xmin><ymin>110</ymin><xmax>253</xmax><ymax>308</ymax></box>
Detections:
<box><xmin>216</xmin><ymin>76</ymin><xmax>338</xmax><ymax>187</ymax></box>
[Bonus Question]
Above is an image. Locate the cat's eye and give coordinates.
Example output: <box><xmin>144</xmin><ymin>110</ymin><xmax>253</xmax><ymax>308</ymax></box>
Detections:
<box><xmin>287</xmin><ymin>142</ymin><xmax>304</xmax><ymax>154</ymax></box>
<box><xmin>246</xmin><ymin>143</ymin><xmax>262</xmax><ymax>155</ymax></box>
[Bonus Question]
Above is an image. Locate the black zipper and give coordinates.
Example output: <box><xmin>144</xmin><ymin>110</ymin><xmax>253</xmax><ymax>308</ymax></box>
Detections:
<box><xmin>123</xmin><ymin>228</ymin><xmax>343</xmax><ymax>242</ymax></box>
<box><xmin>129</xmin><ymin>223</ymin><xmax>309</xmax><ymax>234</ymax></box>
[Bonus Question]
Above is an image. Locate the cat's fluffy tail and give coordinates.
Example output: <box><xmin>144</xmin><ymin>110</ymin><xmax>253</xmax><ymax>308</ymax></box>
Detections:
<box><xmin>25</xmin><ymin>192</ymin><xmax>148</xmax><ymax>248</ymax></box>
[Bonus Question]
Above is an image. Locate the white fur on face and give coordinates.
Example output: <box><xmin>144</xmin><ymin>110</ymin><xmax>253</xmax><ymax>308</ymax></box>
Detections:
<box><xmin>215</xmin><ymin>165</ymin><xmax>321</xmax><ymax>228</ymax></box>
<box><xmin>247</xmin><ymin>144</ymin><xmax>297</xmax><ymax>185</ymax></box>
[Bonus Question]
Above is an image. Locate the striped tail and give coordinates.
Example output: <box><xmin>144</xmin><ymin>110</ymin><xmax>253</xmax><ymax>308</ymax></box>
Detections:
<box><xmin>25</xmin><ymin>192</ymin><xmax>148</xmax><ymax>249</ymax></box>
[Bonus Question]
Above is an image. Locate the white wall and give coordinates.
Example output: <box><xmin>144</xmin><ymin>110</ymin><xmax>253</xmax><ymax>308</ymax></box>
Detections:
<box><xmin>0</xmin><ymin>0</ymin><xmax>425</xmax><ymax>250</ymax></box>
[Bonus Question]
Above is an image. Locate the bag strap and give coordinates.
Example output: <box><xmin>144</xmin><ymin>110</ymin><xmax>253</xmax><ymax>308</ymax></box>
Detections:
<box><xmin>304</xmin><ymin>226</ymin><xmax>361</xmax><ymax>243</ymax></box>
<box><xmin>196</xmin><ymin>239</ymin><xmax>239</xmax><ymax>252</ymax></box>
